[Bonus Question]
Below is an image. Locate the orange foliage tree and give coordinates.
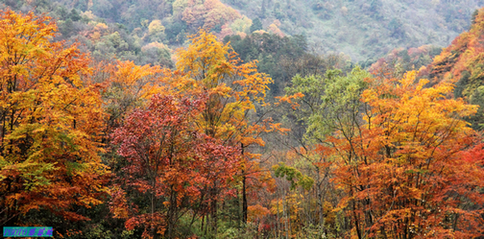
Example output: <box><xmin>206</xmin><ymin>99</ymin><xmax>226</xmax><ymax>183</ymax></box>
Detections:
<box><xmin>326</xmin><ymin>71</ymin><xmax>484</xmax><ymax>238</ymax></box>
<box><xmin>0</xmin><ymin>10</ymin><xmax>108</xmax><ymax>226</ymax></box>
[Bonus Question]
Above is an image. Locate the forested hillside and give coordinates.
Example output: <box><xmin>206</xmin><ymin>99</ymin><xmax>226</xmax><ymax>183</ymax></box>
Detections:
<box><xmin>226</xmin><ymin>0</ymin><xmax>484</xmax><ymax>61</ymax></box>
<box><xmin>1</xmin><ymin>1</ymin><xmax>484</xmax><ymax>239</ymax></box>
<box><xmin>426</xmin><ymin>8</ymin><xmax>484</xmax><ymax>130</ymax></box>
<box><xmin>2</xmin><ymin>0</ymin><xmax>483</xmax><ymax>63</ymax></box>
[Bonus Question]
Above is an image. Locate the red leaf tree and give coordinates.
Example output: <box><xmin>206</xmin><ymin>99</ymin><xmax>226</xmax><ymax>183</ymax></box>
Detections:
<box><xmin>111</xmin><ymin>94</ymin><xmax>240</xmax><ymax>238</ymax></box>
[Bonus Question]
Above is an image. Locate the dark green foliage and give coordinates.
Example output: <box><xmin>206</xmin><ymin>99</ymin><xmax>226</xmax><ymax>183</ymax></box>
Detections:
<box><xmin>224</xmin><ymin>33</ymin><xmax>307</xmax><ymax>95</ymax></box>
<box><xmin>388</xmin><ymin>18</ymin><xmax>405</xmax><ymax>39</ymax></box>
<box><xmin>455</xmin><ymin>71</ymin><xmax>470</xmax><ymax>98</ymax></box>
<box><xmin>472</xmin><ymin>9</ymin><xmax>479</xmax><ymax>24</ymax></box>
<box><xmin>250</xmin><ymin>18</ymin><xmax>263</xmax><ymax>32</ymax></box>
<box><xmin>59</xmin><ymin>19</ymin><xmax>74</xmax><ymax>38</ymax></box>
<box><xmin>69</xmin><ymin>9</ymin><xmax>81</xmax><ymax>21</ymax></box>
<box><xmin>469</xmin><ymin>86</ymin><xmax>484</xmax><ymax>130</ymax></box>
<box><xmin>224</xmin><ymin>33</ymin><xmax>346</xmax><ymax>96</ymax></box>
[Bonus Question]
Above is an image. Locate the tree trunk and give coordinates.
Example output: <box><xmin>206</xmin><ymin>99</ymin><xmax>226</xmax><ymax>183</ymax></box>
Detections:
<box><xmin>241</xmin><ymin>143</ymin><xmax>248</xmax><ymax>224</ymax></box>
<box><xmin>210</xmin><ymin>184</ymin><xmax>218</xmax><ymax>234</ymax></box>
<box><xmin>242</xmin><ymin>172</ymin><xmax>248</xmax><ymax>224</ymax></box>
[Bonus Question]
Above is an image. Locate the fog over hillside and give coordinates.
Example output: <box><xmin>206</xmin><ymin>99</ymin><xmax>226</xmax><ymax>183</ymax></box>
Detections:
<box><xmin>2</xmin><ymin>0</ymin><xmax>482</xmax><ymax>62</ymax></box>
<box><xmin>224</xmin><ymin>0</ymin><xmax>484</xmax><ymax>61</ymax></box>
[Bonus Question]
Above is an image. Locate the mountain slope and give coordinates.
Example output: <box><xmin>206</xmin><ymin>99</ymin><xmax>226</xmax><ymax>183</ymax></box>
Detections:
<box><xmin>427</xmin><ymin>8</ymin><xmax>484</xmax><ymax>129</ymax></box>
<box><xmin>224</xmin><ymin>0</ymin><xmax>483</xmax><ymax>61</ymax></box>
<box><xmin>1</xmin><ymin>0</ymin><xmax>482</xmax><ymax>64</ymax></box>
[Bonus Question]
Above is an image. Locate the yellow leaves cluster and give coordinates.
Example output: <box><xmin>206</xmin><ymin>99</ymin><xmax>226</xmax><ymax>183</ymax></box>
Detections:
<box><xmin>230</xmin><ymin>16</ymin><xmax>252</xmax><ymax>34</ymax></box>
<box><xmin>364</xmin><ymin>71</ymin><xmax>477</xmax><ymax>149</ymax></box>
<box><xmin>148</xmin><ymin>20</ymin><xmax>165</xmax><ymax>36</ymax></box>
<box><xmin>88</xmin><ymin>22</ymin><xmax>108</xmax><ymax>40</ymax></box>
<box><xmin>173</xmin><ymin>30</ymin><xmax>278</xmax><ymax>149</ymax></box>
<box><xmin>176</xmin><ymin>30</ymin><xmax>232</xmax><ymax>80</ymax></box>
<box><xmin>0</xmin><ymin>9</ymin><xmax>110</xmax><ymax>222</ymax></box>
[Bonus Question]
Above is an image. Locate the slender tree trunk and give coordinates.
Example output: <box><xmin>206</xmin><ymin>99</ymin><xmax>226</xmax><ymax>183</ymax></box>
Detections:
<box><xmin>276</xmin><ymin>200</ymin><xmax>280</xmax><ymax>238</ymax></box>
<box><xmin>210</xmin><ymin>184</ymin><xmax>218</xmax><ymax>234</ymax></box>
<box><xmin>283</xmin><ymin>195</ymin><xmax>289</xmax><ymax>239</ymax></box>
<box><xmin>151</xmin><ymin>189</ymin><xmax>156</xmax><ymax>239</ymax></box>
<box><xmin>241</xmin><ymin>143</ymin><xmax>248</xmax><ymax>224</ymax></box>
<box><xmin>201</xmin><ymin>214</ymin><xmax>205</xmax><ymax>232</ymax></box>
<box><xmin>242</xmin><ymin>172</ymin><xmax>248</xmax><ymax>224</ymax></box>
<box><xmin>318</xmin><ymin>185</ymin><xmax>326</xmax><ymax>233</ymax></box>
<box><xmin>212</xmin><ymin>193</ymin><xmax>217</xmax><ymax>234</ymax></box>
<box><xmin>166</xmin><ymin>185</ymin><xmax>177</xmax><ymax>239</ymax></box>
<box><xmin>352</xmin><ymin>199</ymin><xmax>362</xmax><ymax>239</ymax></box>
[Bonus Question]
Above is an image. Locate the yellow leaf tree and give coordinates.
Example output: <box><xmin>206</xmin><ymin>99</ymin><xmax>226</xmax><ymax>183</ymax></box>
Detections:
<box><xmin>174</xmin><ymin>29</ymin><xmax>279</xmax><ymax>232</ymax></box>
<box><xmin>0</xmin><ymin>10</ymin><xmax>108</xmax><ymax>227</ymax></box>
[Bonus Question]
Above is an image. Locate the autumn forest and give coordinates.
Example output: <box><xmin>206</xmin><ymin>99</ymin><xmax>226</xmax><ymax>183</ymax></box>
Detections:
<box><xmin>1</xmin><ymin>0</ymin><xmax>484</xmax><ymax>238</ymax></box>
